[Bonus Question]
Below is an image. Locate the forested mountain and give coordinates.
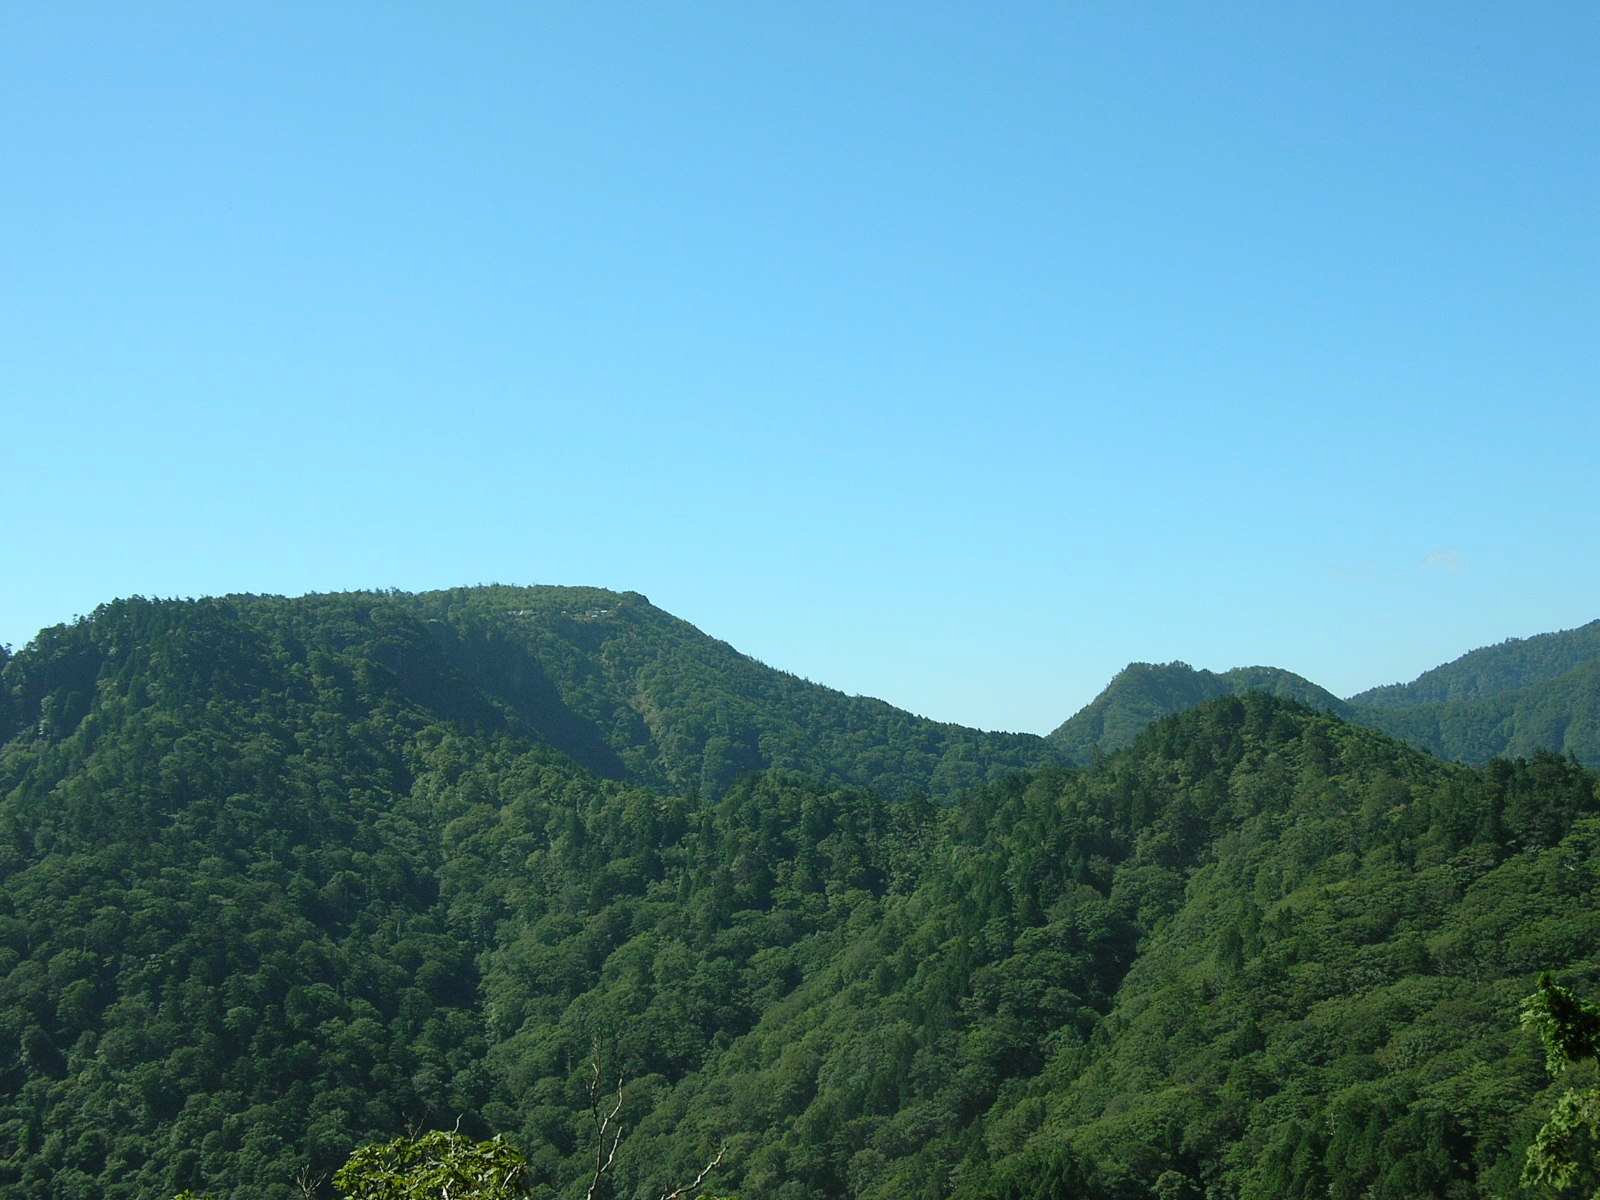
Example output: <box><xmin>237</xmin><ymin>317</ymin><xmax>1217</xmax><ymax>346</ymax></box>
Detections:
<box><xmin>1352</xmin><ymin>659</ymin><xmax>1600</xmax><ymax>765</ymax></box>
<box><xmin>1351</xmin><ymin>620</ymin><xmax>1600</xmax><ymax>708</ymax></box>
<box><xmin>0</xmin><ymin>588</ymin><xmax>1055</xmax><ymax>806</ymax></box>
<box><xmin>1046</xmin><ymin>663</ymin><xmax>1350</xmax><ymax>763</ymax></box>
<box><xmin>1047</xmin><ymin>621</ymin><xmax>1600</xmax><ymax>768</ymax></box>
<box><xmin>2</xmin><ymin>589</ymin><xmax>1598</xmax><ymax>1199</ymax></box>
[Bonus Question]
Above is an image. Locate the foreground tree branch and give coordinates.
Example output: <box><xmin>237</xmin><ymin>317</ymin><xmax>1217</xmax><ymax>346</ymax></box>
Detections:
<box><xmin>658</xmin><ymin>1144</ymin><xmax>725</xmax><ymax>1200</ymax></box>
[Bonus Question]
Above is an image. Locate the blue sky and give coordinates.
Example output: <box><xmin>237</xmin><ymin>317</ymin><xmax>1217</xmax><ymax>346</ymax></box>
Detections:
<box><xmin>3</xmin><ymin>2</ymin><xmax>1596</xmax><ymax>733</ymax></box>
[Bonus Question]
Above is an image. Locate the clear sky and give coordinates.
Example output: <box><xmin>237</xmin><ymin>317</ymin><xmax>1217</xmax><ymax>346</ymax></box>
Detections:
<box><xmin>4</xmin><ymin>3</ymin><xmax>1596</xmax><ymax>733</ymax></box>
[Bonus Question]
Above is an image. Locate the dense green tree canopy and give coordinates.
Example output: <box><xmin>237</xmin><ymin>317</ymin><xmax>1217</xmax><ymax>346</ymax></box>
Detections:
<box><xmin>334</xmin><ymin>1131</ymin><xmax>529</xmax><ymax>1200</ymax></box>
<box><xmin>1</xmin><ymin>590</ymin><xmax>1598</xmax><ymax>1198</ymax></box>
<box><xmin>1521</xmin><ymin>977</ymin><xmax>1600</xmax><ymax>1198</ymax></box>
<box><xmin>1049</xmin><ymin>628</ymin><xmax>1600</xmax><ymax>768</ymax></box>
<box><xmin>1047</xmin><ymin>662</ymin><xmax>1351</xmax><ymax>761</ymax></box>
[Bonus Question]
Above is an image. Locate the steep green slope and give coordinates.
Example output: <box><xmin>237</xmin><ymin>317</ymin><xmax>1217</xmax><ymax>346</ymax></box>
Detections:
<box><xmin>1047</xmin><ymin>661</ymin><xmax>1350</xmax><ymax>763</ymax></box>
<box><xmin>0</xmin><ymin>597</ymin><xmax>532</xmax><ymax>1197</ymax></box>
<box><xmin>605</xmin><ymin>700</ymin><xmax>1600</xmax><ymax>1200</ymax></box>
<box><xmin>3</xmin><ymin>594</ymin><xmax>1599</xmax><ymax>1199</ymax></box>
<box><xmin>1340</xmin><ymin>619</ymin><xmax>1600</xmax><ymax>766</ymax></box>
<box><xmin>1017</xmin><ymin>721</ymin><xmax>1600</xmax><ymax>1200</ymax></box>
<box><xmin>401</xmin><ymin>585</ymin><xmax>1061</xmax><ymax>799</ymax></box>
<box><xmin>1351</xmin><ymin>657</ymin><xmax>1600</xmax><ymax>766</ymax></box>
<box><xmin>1048</xmin><ymin>621</ymin><xmax>1600</xmax><ymax>769</ymax></box>
<box><xmin>1351</xmin><ymin>619</ymin><xmax>1600</xmax><ymax>708</ymax></box>
<box><xmin>0</xmin><ymin>590</ymin><xmax>1051</xmax><ymax>1197</ymax></box>
<box><xmin>1</xmin><ymin>588</ymin><xmax>1057</xmax><ymax>808</ymax></box>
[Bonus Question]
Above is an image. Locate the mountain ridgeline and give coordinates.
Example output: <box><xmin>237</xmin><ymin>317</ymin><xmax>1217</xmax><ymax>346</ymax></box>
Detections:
<box><xmin>1350</xmin><ymin>619</ymin><xmax>1600</xmax><ymax>708</ymax></box>
<box><xmin>1049</xmin><ymin>619</ymin><xmax>1600</xmax><ymax>768</ymax></box>
<box><xmin>1046</xmin><ymin>663</ymin><xmax>1351</xmax><ymax>761</ymax></box>
<box><xmin>0</xmin><ymin>588</ymin><xmax>1597</xmax><ymax>1200</ymax></box>
<box><xmin>0</xmin><ymin>587</ymin><xmax>1057</xmax><ymax>807</ymax></box>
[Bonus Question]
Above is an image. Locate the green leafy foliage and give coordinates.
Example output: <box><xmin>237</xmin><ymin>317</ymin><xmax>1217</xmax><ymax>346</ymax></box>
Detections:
<box><xmin>333</xmin><ymin>1131</ymin><xmax>527</xmax><ymax>1200</ymax></box>
<box><xmin>2</xmin><ymin>591</ymin><xmax>1600</xmax><ymax>1198</ymax></box>
<box><xmin>949</xmin><ymin>1143</ymin><xmax>1104</xmax><ymax>1199</ymax></box>
<box><xmin>1522</xmin><ymin>978</ymin><xmax>1600</xmax><ymax>1197</ymax></box>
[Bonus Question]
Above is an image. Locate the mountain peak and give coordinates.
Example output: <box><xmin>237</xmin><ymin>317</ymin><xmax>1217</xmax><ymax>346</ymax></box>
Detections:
<box><xmin>1048</xmin><ymin>660</ymin><xmax>1350</xmax><ymax>762</ymax></box>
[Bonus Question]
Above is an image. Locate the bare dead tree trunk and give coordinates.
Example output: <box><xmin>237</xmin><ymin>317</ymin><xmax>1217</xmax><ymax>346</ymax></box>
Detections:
<box><xmin>582</xmin><ymin>1045</ymin><xmax>727</xmax><ymax>1200</ymax></box>
<box><xmin>585</xmin><ymin>1047</ymin><xmax>625</xmax><ymax>1200</ymax></box>
<box><xmin>293</xmin><ymin>1165</ymin><xmax>327</xmax><ymax>1199</ymax></box>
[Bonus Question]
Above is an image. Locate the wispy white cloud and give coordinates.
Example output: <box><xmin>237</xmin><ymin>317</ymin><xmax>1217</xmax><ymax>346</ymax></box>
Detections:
<box><xmin>1422</xmin><ymin>548</ymin><xmax>1463</xmax><ymax>572</ymax></box>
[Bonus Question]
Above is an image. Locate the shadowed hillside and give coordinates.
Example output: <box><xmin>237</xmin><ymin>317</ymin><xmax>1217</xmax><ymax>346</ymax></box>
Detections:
<box><xmin>2</xmin><ymin>590</ymin><xmax>1597</xmax><ymax>1198</ymax></box>
<box><xmin>0</xmin><ymin>587</ymin><xmax>1060</xmax><ymax>808</ymax></box>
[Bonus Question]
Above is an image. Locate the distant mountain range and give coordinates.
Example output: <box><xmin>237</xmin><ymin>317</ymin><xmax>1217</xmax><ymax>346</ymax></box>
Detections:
<box><xmin>7</xmin><ymin>592</ymin><xmax>1597</xmax><ymax>789</ymax></box>
<box><xmin>1050</xmin><ymin>619</ymin><xmax>1600</xmax><ymax>767</ymax></box>
<box><xmin>2</xmin><ymin>587</ymin><xmax>1599</xmax><ymax>1198</ymax></box>
<box><xmin>1</xmin><ymin>585</ymin><xmax>1596</xmax><ymax>1198</ymax></box>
